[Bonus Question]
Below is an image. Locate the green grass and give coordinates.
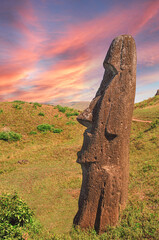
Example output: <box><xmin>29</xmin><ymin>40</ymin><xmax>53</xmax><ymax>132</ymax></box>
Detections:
<box><xmin>0</xmin><ymin>97</ymin><xmax>158</xmax><ymax>239</ymax></box>
<box><xmin>66</xmin><ymin>121</ymin><xmax>77</xmax><ymax>126</ymax></box>
<box><xmin>134</xmin><ymin>95</ymin><xmax>159</xmax><ymax>109</ymax></box>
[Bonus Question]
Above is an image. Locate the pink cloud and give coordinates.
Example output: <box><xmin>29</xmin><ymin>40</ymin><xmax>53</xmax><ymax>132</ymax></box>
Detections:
<box><xmin>43</xmin><ymin>1</ymin><xmax>159</xmax><ymax>59</ymax></box>
<box><xmin>137</xmin><ymin>71</ymin><xmax>159</xmax><ymax>86</ymax></box>
<box><xmin>1</xmin><ymin>1</ymin><xmax>159</xmax><ymax>103</ymax></box>
<box><xmin>138</xmin><ymin>42</ymin><xmax>159</xmax><ymax>65</ymax></box>
<box><xmin>130</xmin><ymin>0</ymin><xmax>159</xmax><ymax>35</ymax></box>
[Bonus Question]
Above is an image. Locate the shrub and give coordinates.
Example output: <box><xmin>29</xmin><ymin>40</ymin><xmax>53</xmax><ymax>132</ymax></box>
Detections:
<box><xmin>0</xmin><ymin>131</ymin><xmax>22</xmax><ymax>141</ymax></box>
<box><xmin>0</xmin><ymin>193</ymin><xmax>33</xmax><ymax>227</ymax></box>
<box><xmin>0</xmin><ymin>109</ymin><xmax>3</xmax><ymax>114</ymax></box>
<box><xmin>0</xmin><ymin>193</ymin><xmax>40</xmax><ymax>239</ymax></box>
<box><xmin>56</xmin><ymin>105</ymin><xmax>68</xmax><ymax>113</ymax></box>
<box><xmin>54</xmin><ymin>114</ymin><xmax>59</xmax><ymax>118</ymax></box>
<box><xmin>37</xmin><ymin>124</ymin><xmax>63</xmax><ymax>134</ymax></box>
<box><xmin>66</xmin><ymin>111</ymin><xmax>79</xmax><ymax>117</ymax></box>
<box><xmin>13</xmin><ymin>100</ymin><xmax>25</xmax><ymax>104</ymax></box>
<box><xmin>29</xmin><ymin>131</ymin><xmax>37</xmax><ymax>135</ymax></box>
<box><xmin>33</xmin><ymin>102</ymin><xmax>42</xmax><ymax>109</ymax></box>
<box><xmin>38</xmin><ymin>112</ymin><xmax>45</xmax><ymax>116</ymax></box>
<box><xmin>13</xmin><ymin>104</ymin><xmax>22</xmax><ymax>110</ymax></box>
<box><xmin>52</xmin><ymin>128</ymin><xmax>63</xmax><ymax>133</ymax></box>
<box><xmin>37</xmin><ymin>124</ymin><xmax>52</xmax><ymax>132</ymax></box>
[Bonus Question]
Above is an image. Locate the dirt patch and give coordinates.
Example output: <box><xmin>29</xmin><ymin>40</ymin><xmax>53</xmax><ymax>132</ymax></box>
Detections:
<box><xmin>132</xmin><ymin>118</ymin><xmax>152</xmax><ymax>123</ymax></box>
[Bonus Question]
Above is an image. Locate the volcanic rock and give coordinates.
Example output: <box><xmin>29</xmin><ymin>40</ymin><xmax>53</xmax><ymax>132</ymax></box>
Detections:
<box><xmin>73</xmin><ymin>35</ymin><xmax>137</xmax><ymax>233</ymax></box>
<box><xmin>155</xmin><ymin>89</ymin><xmax>159</xmax><ymax>96</ymax></box>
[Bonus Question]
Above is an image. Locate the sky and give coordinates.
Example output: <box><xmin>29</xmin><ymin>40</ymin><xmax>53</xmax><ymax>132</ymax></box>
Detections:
<box><xmin>0</xmin><ymin>0</ymin><xmax>159</xmax><ymax>104</ymax></box>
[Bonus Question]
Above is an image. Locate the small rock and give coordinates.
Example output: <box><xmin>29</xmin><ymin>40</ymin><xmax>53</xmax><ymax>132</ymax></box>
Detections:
<box><xmin>17</xmin><ymin>160</ymin><xmax>29</xmax><ymax>164</ymax></box>
<box><xmin>155</xmin><ymin>89</ymin><xmax>159</xmax><ymax>96</ymax></box>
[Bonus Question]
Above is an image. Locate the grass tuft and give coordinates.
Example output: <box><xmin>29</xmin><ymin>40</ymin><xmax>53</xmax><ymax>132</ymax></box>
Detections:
<box><xmin>66</xmin><ymin>121</ymin><xmax>77</xmax><ymax>125</ymax></box>
<box><xmin>38</xmin><ymin>112</ymin><xmax>45</xmax><ymax>116</ymax></box>
<box><xmin>13</xmin><ymin>104</ymin><xmax>22</xmax><ymax>110</ymax></box>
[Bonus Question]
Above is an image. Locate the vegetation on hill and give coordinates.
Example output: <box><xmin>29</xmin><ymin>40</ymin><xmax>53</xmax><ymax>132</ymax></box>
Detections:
<box><xmin>133</xmin><ymin>95</ymin><xmax>159</xmax><ymax>121</ymax></box>
<box><xmin>0</xmin><ymin>98</ymin><xmax>158</xmax><ymax>239</ymax></box>
<box><xmin>61</xmin><ymin>101</ymin><xmax>90</xmax><ymax>111</ymax></box>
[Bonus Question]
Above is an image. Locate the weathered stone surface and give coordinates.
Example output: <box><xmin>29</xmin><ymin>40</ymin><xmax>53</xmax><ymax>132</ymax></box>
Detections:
<box><xmin>73</xmin><ymin>35</ymin><xmax>136</xmax><ymax>234</ymax></box>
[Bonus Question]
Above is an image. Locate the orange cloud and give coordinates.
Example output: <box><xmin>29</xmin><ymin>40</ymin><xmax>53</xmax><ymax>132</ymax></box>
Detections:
<box><xmin>1</xmin><ymin>1</ymin><xmax>159</xmax><ymax>103</ymax></box>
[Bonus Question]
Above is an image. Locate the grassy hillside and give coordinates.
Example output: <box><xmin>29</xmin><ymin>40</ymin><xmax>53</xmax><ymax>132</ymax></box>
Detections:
<box><xmin>0</xmin><ymin>97</ymin><xmax>158</xmax><ymax>239</ymax></box>
<box><xmin>61</xmin><ymin>101</ymin><xmax>90</xmax><ymax>111</ymax></box>
<box><xmin>133</xmin><ymin>95</ymin><xmax>159</xmax><ymax>120</ymax></box>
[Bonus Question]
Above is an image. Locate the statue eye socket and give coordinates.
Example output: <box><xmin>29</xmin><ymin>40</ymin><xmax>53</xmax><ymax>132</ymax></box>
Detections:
<box><xmin>105</xmin><ymin>128</ymin><xmax>117</xmax><ymax>141</ymax></box>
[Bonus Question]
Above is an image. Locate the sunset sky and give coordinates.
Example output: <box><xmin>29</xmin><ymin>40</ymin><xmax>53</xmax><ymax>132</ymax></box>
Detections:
<box><xmin>0</xmin><ymin>0</ymin><xmax>159</xmax><ymax>104</ymax></box>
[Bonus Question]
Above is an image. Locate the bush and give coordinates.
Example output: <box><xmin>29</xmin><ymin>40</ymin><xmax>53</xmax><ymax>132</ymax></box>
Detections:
<box><xmin>0</xmin><ymin>193</ymin><xmax>40</xmax><ymax>240</ymax></box>
<box><xmin>0</xmin><ymin>131</ymin><xmax>22</xmax><ymax>141</ymax></box>
<box><xmin>66</xmin><ymin>111</ymin><xmax>79</xmax><ymax>117</ymax></box>
<box><xmin>13</xmin><ymin>100</ymin><xmax>25</xmax><ymax>104</ymax></box>
<box><xmin>13</xmin><ymin>104</ymin><xmax>22</xmax><ymax>110</ymax></box>
<box><xmin>54</xmin><ymin>114</ymin><xmax>59</xmax><ymax>118</ymax></box>
<box><xmin>37</xmin><ymin>124</ymin><xmax>63</xmax><ymax>134</ymax></box>
<box><xmin>52</xmin><ymin>128</ymin><xmax>63</xmax><ymax>133</ymax></box>
<box><xmin>56</xmin><ymin>105</ymin><xmax>68</xmax><ymax>113</ymax></box>
<box><xmin>38</xmin><ymin>112</ymin><xmax>45</xmax><ymax>116</ymax></box>
<box><xmin>29</xmin><ymin>131</ymin><xmax>37</xmax><ymax>135</ymax></box>
<box><xmin>33</xmin><ymin>102</ymin><xmax>42</xmax><ymax>109</ymax></box>
<box><xmin>0</xmin><ymin>193</ymin><xmax>33</xmax><ymax>227</ymax></box>
<box><xmin>0</xmin><ymin>109</ymin><xmax>3</xmax><ymax>114</ymax></box>
<box><xmin>37</xmin><ymin>124</ymin><xmax>52</xmax><ymax>132</ymax></box>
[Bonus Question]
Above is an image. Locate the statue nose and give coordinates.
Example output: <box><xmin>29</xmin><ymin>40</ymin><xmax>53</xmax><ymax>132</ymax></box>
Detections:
<box><xmin>77</xmin><ymin>108</ymin><xmax>93</xmax><ymax>128</ymax></box>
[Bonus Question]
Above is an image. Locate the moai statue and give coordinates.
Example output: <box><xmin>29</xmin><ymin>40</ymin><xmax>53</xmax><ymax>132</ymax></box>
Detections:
<box><xmin>73</xmin><ymin>35</ymin><xmax>136</xmax><ymax>234</ymax></box>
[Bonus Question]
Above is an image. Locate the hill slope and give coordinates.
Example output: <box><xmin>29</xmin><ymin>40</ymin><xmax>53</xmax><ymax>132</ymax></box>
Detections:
<box><xmin>61</xmin><ymin>101</ymin><xmax>90</xmax><ymax>111</ymax></box>
<box><xmin>0</xmin><ymin>97</ymin><xmax>158</xmax><ymax>239</ymax></box>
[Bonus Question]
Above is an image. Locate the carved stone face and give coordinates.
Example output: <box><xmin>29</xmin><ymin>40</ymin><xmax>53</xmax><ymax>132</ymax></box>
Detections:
<box><xmin>77</xmin><ymin>63</ymin><xmax>118</xmax><ymax>165</ymax></box>
<box><xmin>73</xmin><ymin>35</ymin><xmax>136</xmax><ymax>233</ymax></box>
<box><xmin>76</xmin><ymin>35</ymin><xmax>136</xmax><ymax>167</ymax></box>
